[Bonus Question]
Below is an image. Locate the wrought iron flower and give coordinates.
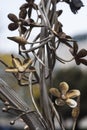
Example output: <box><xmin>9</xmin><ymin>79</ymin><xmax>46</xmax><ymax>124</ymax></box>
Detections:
<box><xmin>5</xmin><ymin>55</ymin><xmax>35</xmax><ymax>85</ymax></box>
<box><xmin>20</xmin><ymin>0</ymin><xmax>38</xmax><ymax>18</ymax></box>
<box><xmin>70</xmin><ymin>0</ymin><xmax>84</xmax><ymax>14</ymax></box>
<box><xmin>70</xmin><ymin>42</ymin><xmax>87</xmax><ymax>65</ymax></box>
<box><xmin>49</xmin><ymin>82</ymin><xmax>80</xmax><ymax>108</ymax></box>
<box><xmin>8</xmin><ymin>13</ymin><xmax>27</xmax><ymax>34</ymax></box>
<box><xmin>64</xmin><ymin>0</ymin><xmax>84</xmax><ymax>14</ymax></box>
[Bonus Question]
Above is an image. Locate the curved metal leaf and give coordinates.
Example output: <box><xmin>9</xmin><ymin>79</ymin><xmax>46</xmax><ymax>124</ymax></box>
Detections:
<box><xmin>7</xmin><ymin>36</ymin><xmax>27</xmax><ymax>45</ymax></box>
<box><xmin>77</xmin><ymin>49</ymin><xmax>87</xmax><ymax>58</ymax></box>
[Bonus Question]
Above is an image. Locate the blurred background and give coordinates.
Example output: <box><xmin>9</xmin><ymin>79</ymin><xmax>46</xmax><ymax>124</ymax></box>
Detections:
<box><xmin>0</xmin><ymin>0</ymin><xmax>87</xmax><ymax>130</ymax></box>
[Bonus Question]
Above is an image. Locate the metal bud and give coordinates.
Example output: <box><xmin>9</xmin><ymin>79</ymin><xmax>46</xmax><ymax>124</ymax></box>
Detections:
<box><xmin>7</xmin><ymin>36</ymin><xmax>27</xmax><ymax>45</ymax></box>
<box><xmin>10</xmin><ymin>120</ymin><xmax>15</xmax><ymax>125</ymax></box>
<box><xmin>2</xmin><ymin>107</ymin><xmax>7</xmax><ymax>112</ymax></box>
<box><xmin>24</xmin><ymin>125</ymin><xmax>29</xmax><ymax>130</ymax></box>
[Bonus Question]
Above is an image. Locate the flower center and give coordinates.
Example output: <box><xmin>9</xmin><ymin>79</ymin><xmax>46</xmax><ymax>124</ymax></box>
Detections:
<box><xmin>61</xmin><ymin>94</ymin><xmax>66</xmax><ymax>100</ymax></box>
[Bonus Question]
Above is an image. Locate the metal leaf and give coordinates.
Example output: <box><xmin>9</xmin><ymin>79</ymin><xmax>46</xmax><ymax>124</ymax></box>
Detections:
<box><xmin>7</xmin><ymin>36</ymin><xmax>27</xmax><ymax>45</ymax></box>
<box><xmin>75</xmin><ymin>59</ymin><xmax>80</xmax><ymax>65</ymax></box>
<box><xmin>54</xmin><ymin>21</ymin><xmax>62</xmax><ymax>33</ymax></box>
<box><xmin>77</xmin><ymin>49</ymin><xmax>87</xmax><ymax>58</ymax></box>
<box><xmin>58</xmin><ymin>32</ymin><xmax>67</xmax><ymax>40</ymax></box>
<box><xmin>79</xmin><ymin>59</ymin><xmax>87</xmax><ymax>65</ymax></box>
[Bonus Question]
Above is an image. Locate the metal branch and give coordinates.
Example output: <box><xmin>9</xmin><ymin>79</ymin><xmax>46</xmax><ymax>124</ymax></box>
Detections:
<box><xmin>49</xmin><ymin>98</ymin><xmax>66</xmax><ymax>130</ymax></box>
<box><xmin>28</xmin><ymin>72</ymin><xmax>48</xmax><ymax>126</ymax></box>
<box><xmin>20</xmin><ymin>36</ymin><xmax>53</xmax><ymax>53</ymax></box>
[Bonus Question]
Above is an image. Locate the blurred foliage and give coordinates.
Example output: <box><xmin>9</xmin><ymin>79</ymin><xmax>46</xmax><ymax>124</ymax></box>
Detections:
<box><xmin>53</xmin><ymin>67</ymin><xmax>87</xmax><ymax>119</ymax></box>
<box><xmin>0</xmin><ymin>54</ymin><xmax>13</xmax><ymax>66</ymax></box>
<box><xmin>0</xmin><ymin>54</ymin><xmax>20</xmax><ymax>90</ymax></box>
<box><xmin>73</xmin><ymin>33</ymin><xmax>87</xmax><ymax>42</ymax></box>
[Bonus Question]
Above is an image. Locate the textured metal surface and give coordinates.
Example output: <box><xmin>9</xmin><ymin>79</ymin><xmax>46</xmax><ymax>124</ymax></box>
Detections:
<box><xmin>0</xmin><ymin>78</ymin><xmax>48</xmax><ymax>130</ymax></box>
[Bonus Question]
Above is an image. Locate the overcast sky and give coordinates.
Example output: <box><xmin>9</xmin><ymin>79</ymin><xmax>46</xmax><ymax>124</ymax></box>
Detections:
<box><xmin>0</xmin><ymin>0</ymin><xmax>87</xmax><ymax>53</ymax></box>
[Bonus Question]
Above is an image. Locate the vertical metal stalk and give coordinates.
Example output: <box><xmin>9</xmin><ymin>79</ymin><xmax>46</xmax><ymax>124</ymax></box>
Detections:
<box><xmin>39</xmin><ymin>1</ymin><xmax>54</xmax><ymax>129</ymax></box>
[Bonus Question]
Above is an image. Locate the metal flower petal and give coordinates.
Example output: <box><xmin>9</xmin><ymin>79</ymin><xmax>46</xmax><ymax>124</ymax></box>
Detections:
<box><xmin>49</xmin><ymin>88</ymin><xmax>61</xmax><ymax>98</ymax></box>
<box><xmin>22</xmin><ymin>59</ymin><xmax>33</xmax><ymax>70</ymax></box>
<box><xmin>5</xmin><ymin>68</ymin><xmax>18</xmax><ymax>73</ymax></box>
<box><xmin>59</xmin><ymin>82</ymin><xmax>69</xmax><ymax>95</ymax></box>
<box><xmin>66</xmin><ymin>90</ymin><xmax>80</xmax><ymax>99</ymax></box>
<box><xmin>12</xmin><ymin>56</ymin><xmax>22</xmax><ymax>69</ymax></box>
<box><xmin>25</xmin><ymin>67</ymin><xmax>36</xmax><ymax>73</ymax></box>
<box><xmin>8</xmin><ymin>23</ymin><xmax>18</xmax><ymax>31</ymax></box>
<box><xmin>55</xmin><ymin>98</ymin><xmax>65</xmax><ymax>106</ymax></box>
<box><xmin>66</xmin><ymin>99</ymin><xmax>77</xmax><ymax>108</ymax></box>
<box><xmin>19</xmin><ymin>8</ymin><xmax>27</xmax><ymax>19</ymax></box>
<box><xmin>8</xmin><ymin>13</ymin><xmax>18</xmax><ymax>22</ymax></box>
